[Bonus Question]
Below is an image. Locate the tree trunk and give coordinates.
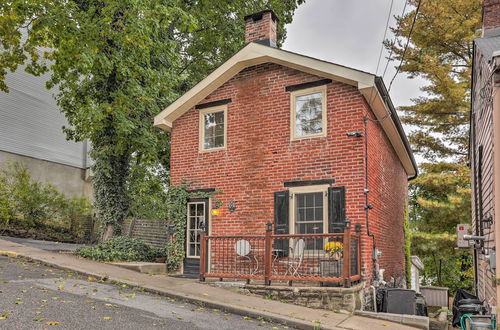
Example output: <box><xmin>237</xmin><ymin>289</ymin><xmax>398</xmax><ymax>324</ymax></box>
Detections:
<box><xmin>102</xmin><ymin>223</ymin><xmax>114</xmax><ymax>241</ymax></box>
<box><xmin>92</xmin><ymin>143</ymin><xmax>131</xmax><ymax>241</ymax></box>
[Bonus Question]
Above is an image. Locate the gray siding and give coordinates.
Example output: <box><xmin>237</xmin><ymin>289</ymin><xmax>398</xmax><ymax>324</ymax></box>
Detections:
<box><xmin>471</xmin><ymin>40</ymin><xmax>498</xmax><ymax>305</ymax></box>
<box><xmin>0</xmin><ymin>68</ymin><xmax>87</xmax><ymax>169</ymax></box>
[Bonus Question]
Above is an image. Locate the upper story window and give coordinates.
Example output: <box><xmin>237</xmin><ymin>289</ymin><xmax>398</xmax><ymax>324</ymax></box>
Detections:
<box><xmin>290</xmin><ymin>86</ymin><xmax>327</xmax><ymax>140</ymax></box>
<box><xmin>199</xmin><ymin>105</ymin><xmax>227</xmax><ymax>151</ymax></box>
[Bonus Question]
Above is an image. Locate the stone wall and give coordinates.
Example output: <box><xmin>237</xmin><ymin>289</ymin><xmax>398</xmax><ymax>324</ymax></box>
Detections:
<box><xmin>123</xmin><ymin>218</ymin><xmax>168</xmax><ymax>249</ymax></box>
<box><xmin>244</xmin><ymin>283</ymin><xmax>364</xmax><ymax>312</ymax></box>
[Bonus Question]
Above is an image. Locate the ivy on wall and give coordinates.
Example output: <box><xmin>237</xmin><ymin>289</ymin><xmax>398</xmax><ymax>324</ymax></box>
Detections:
<box><xmin>165</xmin><ymin>182</ymin><xmax>219</xmax><ymax>272</ymax></box>
<box><xmin>403</xmin><ymin>201</ymin><xmax>411</xmax><ymax>289</ymax></box>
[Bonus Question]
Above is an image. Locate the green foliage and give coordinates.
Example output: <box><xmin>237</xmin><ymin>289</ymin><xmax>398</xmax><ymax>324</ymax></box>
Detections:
<box><xmin>75</xmin><ymin>236</ymin><xmax>163</xmax><ymax>262</ymax></box>
<box><xmin>128</xmin><ymin>163</ymin><xmax>168</xmax><ymax>220</ymax></box>
<box><xmin>386</xmin><ymin>0</ymin><xmax>481</xmax><ymax>160</ymax></box>
<box><xmin>403</xmin><ymin>202</ymin><xmax>411</xmax><ymax>289</ymax></box>
<box><xmin>408</xmin><ymin>164</ymin><xmax>473</xmax><ymax>293</ymax></box>
<box><xmin>164</xmin><ymin>182</ymin><xmax>219</xmax><ymax>272</ymax></box>
<box><xmin>0</xmin><ymin>161</ymin><xmax>93</xmax><ymax>242</ymax></box>
<box><xmin>0</xmin><ymin>0</ymin><xmax>304</xmax><ymax>240</ymax></box>
<box><xmin>409</xmin><ymin>162</ymin><xmax>471</xmax><ymax>233</ymax></box>
<box><xmin>387</xmin><ymin>1</ymin><xmax>478</xmax><ymax>294</ymax></box>
<box><xmin>411</xmin><ymin>231</ymin><xmax>474</xmax><ymax>293</ymax></box>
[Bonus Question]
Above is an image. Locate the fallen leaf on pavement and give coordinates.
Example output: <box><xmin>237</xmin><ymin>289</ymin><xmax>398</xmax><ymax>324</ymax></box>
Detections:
<box><xmin>46</xmin><ymin>321</ymin><xmax>60</xmax><ymax>325</ymax></box>
<box><xmin>87</xmin><ymin>276</ymin><xmax>95</xmax><ymax>282</ymax></box>
<box><xmin>0</xmin><ymin>312</ymin><xmax>9</xmax><ymax>320</ymax></box>
<box><xmin>103</xmin><ymin>317</ymin><xmax>112</xmax><ymax>320</ymax></box>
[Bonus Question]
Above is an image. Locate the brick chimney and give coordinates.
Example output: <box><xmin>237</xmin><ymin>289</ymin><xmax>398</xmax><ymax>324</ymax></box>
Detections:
<box><xmin>483</xmin><ymin>0</ymin><xmax>500</xmax><ymax>33</ymax></box>
<box><xmin>244</xmin><ymin>10</ymin><xmax>278</xmax><ymax>47</ymax></box>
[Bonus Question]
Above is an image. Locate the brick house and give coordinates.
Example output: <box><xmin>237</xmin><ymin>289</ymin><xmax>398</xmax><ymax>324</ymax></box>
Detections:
<box><xmin>470</xmin><ymin>0</ymin><xmax>500</xmax><ymax>315</ymax></box>
<box><xmin>154</xmin><ymin>10</ymin><xmax>417</xmax><ymax>283</ymax></box>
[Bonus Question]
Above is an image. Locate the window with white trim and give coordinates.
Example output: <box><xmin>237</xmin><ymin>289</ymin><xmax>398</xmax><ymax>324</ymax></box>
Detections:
<box><xmin>290</xmin><ymin>86</ymin><xmax>327</xmax><ymax>140</ymax></box>
<box><xmin>199</xmin><ymin>105</ymin><xmax>227</xmax><ymax>151</ymax></box>
<box><xmin>289</xmin><ymin>185</ymin><xmax>328</xmax><ymax>250</ymax></box>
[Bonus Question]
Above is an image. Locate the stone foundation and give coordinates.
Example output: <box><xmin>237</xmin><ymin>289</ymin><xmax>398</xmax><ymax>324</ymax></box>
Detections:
<box><xmin>244</xmin><ymin>282</ymin><xmax>364</xmax><ymax>312</ymax></box>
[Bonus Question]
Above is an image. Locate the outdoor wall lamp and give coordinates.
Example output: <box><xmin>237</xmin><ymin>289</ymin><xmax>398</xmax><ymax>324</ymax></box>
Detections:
<box><xmin>364</xmin><ymin>204</ymin><xmax>374</xmax><ymax>210</ymax></box>
<box><xmin>228</xmin><ymin>200</ymin><xmax>237</xmax><ymax>212</ymax></box>
<box><xmin>211</xmin><ymin>209</ymin><xmax>220</xmax><ymax>216</ymax></box>
<box><xmin>346</xmin><ymin>132</ymin><xmax>363</xmax><ymax>137</ymax></box>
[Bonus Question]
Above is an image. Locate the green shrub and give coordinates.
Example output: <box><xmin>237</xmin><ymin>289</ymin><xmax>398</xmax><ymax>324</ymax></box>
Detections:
<box><xmin>0</xmin><ymin>161</ymin><xmax>93</xmax><ymax>241</ymax></box>
<box><xmin>75</xmin><ymin>236</ymin><xmax>165</xmax><ymax>262</ymax></box>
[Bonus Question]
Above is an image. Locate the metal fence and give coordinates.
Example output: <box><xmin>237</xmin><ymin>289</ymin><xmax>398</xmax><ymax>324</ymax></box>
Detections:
<box><xmin>200</xmin><ymin>224</ymin><xmax>361</xmax><ymax>286</ymax></box>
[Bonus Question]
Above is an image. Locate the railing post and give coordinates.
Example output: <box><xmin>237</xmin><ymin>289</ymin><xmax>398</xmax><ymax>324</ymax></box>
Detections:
<box><xmin>343</xmin><ymin>227</ymin><xmax>351</xmax><ymax>287</ymax></box>
<box><xmin>200</xmin><ymin>232</ymin><xmax>207</xmax><ymax>282</ymax></box>
<box><xmin>264</xmin><ymin>222</ymin><xmax>273</xmax><ymax>286</ymax></box>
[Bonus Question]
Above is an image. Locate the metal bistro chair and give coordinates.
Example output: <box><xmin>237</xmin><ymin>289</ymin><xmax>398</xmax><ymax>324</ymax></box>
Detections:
<box><xmin>234</xmin><ymin>239</ymin><xmax>258</xmax><ymax>275</ymax></box>
<box><xmin>283</xmin><ymin>238</ymin><xmax>305</xmax><ymax>276</ymax></box>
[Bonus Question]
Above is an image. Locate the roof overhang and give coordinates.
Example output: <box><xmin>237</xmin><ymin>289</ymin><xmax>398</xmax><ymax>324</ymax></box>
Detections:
<box><xmin>154</xmin><ymin>42</ymin><xmax>417</xmax><ymax>179</ymax></box>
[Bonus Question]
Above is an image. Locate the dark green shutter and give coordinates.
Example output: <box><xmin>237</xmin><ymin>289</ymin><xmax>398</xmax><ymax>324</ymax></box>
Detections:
<box><xmin>274</xmin><ymin>190</ymin><xmax>289</xmax><ymax>257</ymax></box>
<box><xmin>328</xmin><ymin>186</ymin><xmax>346</xmax><ymax>233</ymax></box>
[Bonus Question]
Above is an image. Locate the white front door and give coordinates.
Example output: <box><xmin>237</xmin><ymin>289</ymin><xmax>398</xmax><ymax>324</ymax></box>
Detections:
<box><xmin>186</xmin><ymin>201</ymin><xmax>207</xmax><ymax>258</ymax></box>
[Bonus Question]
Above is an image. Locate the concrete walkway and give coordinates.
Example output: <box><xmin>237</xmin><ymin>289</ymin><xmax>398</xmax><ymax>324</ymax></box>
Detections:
<box><xmin>0</xmin><ymin>238</ymin><xmax>418</xmax><ymax>330</ymax></box>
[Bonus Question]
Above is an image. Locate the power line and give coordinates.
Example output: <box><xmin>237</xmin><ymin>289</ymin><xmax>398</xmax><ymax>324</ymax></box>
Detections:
<box><xmin>382</xmin><ymin>0</ymin><xmax>408</xmax><ymax>79</ymax></box>
<box><xmin>388</xmin><ymin>0</ymin><xmax>422</xmax><ymax>92</ymax></box>
<box><xmin>375</xmin><ymin>0</ymin><xmax>395</xmax><ymax>75</ymax></box>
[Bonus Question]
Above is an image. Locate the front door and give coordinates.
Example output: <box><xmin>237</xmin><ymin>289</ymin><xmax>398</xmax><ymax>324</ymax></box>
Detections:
<box><xmin>184</xmin><ymin>199</ymin><xmax>209</xmax><ymax>275</ymax></box>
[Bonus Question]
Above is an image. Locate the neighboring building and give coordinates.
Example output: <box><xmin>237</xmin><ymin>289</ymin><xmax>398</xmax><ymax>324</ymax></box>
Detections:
<box><xmin>154</xmin><ymin>10</ymin><xmax>417</xmax><ymax>282</ymax></box>
<box><xmin>0</xmin><ymin>67</ymin><xmax>91</xmax><ymax>198</ymax></box>
<box><xmin>470</xmin><ymin>0</ymin><xmax>500</xmax><ymax>315</ymax></box>
<box><xmin>410</xmin><ymin>256</ymin><xmax>424</xmax><ymax>293</ymax></box>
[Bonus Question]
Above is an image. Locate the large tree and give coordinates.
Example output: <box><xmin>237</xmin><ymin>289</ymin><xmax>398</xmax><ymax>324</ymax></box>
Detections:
<box><xmin>386</xmin><ymin>0</ymin><xmax>481</xmax><ymax>291</ymax></box>
<box><xmin>0</xmin><ymin>0</ymin><xmax>304</xmax><ymax>239</ymax></box>
<box><xmin>386</xmin><ymin>0</ymin><xmax>481</xmax><ymax>160</ymax></box>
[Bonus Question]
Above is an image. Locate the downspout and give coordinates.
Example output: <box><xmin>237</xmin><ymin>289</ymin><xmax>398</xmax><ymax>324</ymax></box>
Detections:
<box><xmin>363</xmin><ymin>117</ymin><xmax>378</xmax><ymax>282</ymax></box>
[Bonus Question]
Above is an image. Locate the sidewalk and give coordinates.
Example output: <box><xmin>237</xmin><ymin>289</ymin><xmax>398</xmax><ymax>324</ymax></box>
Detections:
<box><xmin>0</xmin><ymin>238</ymin><xmax>418</xmax><ymax>330</ymax></box>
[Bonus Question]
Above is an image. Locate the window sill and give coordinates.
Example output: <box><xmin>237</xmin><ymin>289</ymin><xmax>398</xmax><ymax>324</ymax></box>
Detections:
<box><xmin>199</xmin><ymin>146</ymin><xmax>227</xmax><ymax>153</ymax></box>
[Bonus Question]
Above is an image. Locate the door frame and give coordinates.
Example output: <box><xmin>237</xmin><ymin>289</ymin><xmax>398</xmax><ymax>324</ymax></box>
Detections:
<box><xmin>185</xmin><ymin>198</ymin><xmax>210</xmax><ymax>259</ymax></box>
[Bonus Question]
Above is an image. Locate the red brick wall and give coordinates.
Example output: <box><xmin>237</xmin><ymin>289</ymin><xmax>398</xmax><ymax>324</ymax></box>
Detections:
<box><xmin>365</xmin><ymin>114</ymin><xmax>408</xmax><ymax>282</ymax></box>
<box><xmin>244</xmin><ymin>11</ymin><xmax>277</xmax><ymax>45</ymax></box>
<box><xmin>483</xmin><ymin>0</ymin><xmax>500</xmax><ymax>31</ymax></box>
<box><xmin>170</xmin><ymin>62</ymin><xmax>408</xmax><ymax>282</ymax></box>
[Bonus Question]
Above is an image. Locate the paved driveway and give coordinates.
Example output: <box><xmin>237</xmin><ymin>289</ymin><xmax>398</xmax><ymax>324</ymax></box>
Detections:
<box><xmin>0</xmin><ymin>256</ymin><xmax>291</xmax><ymax>329</ymax></box>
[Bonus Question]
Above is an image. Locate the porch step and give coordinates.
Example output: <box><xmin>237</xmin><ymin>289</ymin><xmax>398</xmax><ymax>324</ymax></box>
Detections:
<box><xmin>184</xmin><ymin>258</ymin><xmax>200</xmax><ymax>275</ymax></box>
<box><xmin>108</xmin><ymin>262</ymin><xmax>167</xmax><ymax>274</ymax></box>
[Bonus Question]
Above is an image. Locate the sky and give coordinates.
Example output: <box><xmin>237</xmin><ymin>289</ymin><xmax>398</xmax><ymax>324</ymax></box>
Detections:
<box><xmin>283</xmin><ymin>0</ymin><xmax>427</xmax><ymax>109</ymax></box>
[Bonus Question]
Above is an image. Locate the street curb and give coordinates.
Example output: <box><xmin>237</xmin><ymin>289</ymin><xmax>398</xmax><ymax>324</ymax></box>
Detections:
<box><xmin>4</xmin><ymin>252</ymin><xmax>325</xmax><ymax>330</ymax></box>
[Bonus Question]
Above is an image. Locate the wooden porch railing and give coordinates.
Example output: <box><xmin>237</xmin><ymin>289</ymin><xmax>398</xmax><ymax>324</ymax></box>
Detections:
<box><xmin>199</xmin><ymin>224</ymin><xmax>361</xmax><ymax>287</ymax></box>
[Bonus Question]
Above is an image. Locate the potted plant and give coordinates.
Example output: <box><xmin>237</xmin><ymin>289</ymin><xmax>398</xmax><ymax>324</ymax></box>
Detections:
<box><xmin>320</xmin><ymin>241</ymin><xmax>343</xmax><ymax>278</ymax></box>
<box><xmin>324</xmin><ymin>241</ymin><xmax>343</xmax><ymax>260</ymax></box>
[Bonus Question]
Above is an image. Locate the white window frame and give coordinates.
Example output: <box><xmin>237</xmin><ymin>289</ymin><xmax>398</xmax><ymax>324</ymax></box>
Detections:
<box><xmin>290</xmin><ymin>85</ymin><xmax>327</xmax><ymax>141</ymax></box>
<box><xmin>199</xmin><ymin>105</ymin><xmax>227</xmax><ymax>152</ymax></box>
<box><xmin>186</xmin><ymin>201</ymin><xmax>206</xmax><ymax>259</ymax></box>
<box><xmin>289</xmin><ymin>185</ymin><xmax>329</xmax><ymax>235</ymax></box>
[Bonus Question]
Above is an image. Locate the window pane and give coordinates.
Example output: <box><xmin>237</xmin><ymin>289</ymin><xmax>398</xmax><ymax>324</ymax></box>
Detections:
<box><xmin>203</xmin><ymin>110</ymin><xmax>225</xmax><ymax>149</ymax></box>
<box><xmin>295</xmin><ymin>92</ymin><xmax>323</xmax><ymax>137</ymax></box>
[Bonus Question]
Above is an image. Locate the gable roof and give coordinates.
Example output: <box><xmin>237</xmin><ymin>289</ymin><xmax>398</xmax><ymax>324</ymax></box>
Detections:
<box><xmin>154</xmin><ymin>42</ymin><xmax>417</xmax><ymax>179</ymax></box>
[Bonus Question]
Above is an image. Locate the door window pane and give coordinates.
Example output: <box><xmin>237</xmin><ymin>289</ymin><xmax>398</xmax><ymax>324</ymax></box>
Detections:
<box><xmin>295</xmin><ymin>92</ymin><xmax>323</xmax><ymax>137</ymax></box>
<box><xmin>295</xmin><ymin>192</ymin><xmax>324</xmax><ymax>249</ymax></box>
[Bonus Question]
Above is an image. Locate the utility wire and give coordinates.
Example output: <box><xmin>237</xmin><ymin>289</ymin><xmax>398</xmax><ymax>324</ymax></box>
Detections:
<box><xmin>375</xmin><ymin>0</ymin><xmax>394</xmax><ymax>76</ymax></box>
<box><xmin>382</xmin><ymin>0</ymin><xmax>408</xmax><ymax>79</ymax></box>
<box><xmin>388</xmin><ymin>0</ymin><xmax>422</xmax><ymax>92</ymax></box>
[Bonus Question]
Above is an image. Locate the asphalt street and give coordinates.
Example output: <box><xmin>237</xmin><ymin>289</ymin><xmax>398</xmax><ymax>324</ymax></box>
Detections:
<box><xmin>0</xmin><ymin>256</ymin><xmax>293</xmax><ymax>330</ymax></box>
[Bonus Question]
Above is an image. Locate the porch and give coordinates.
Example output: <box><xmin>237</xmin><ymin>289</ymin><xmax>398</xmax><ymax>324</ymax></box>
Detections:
<box><xmin>199</xmin><ymin>223</ymin><xmax>361</xmax><ymax>287</ymax></box>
